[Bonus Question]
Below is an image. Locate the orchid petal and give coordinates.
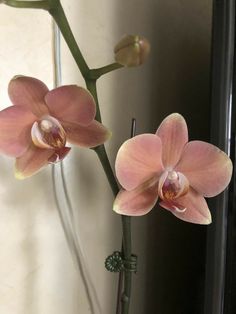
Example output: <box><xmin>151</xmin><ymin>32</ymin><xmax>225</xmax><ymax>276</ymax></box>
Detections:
<box><xmin>113</xmin><ymin>180</ymin><xmax>159</xmax><ymax>216</ymax></box>
<box><xmin>45</xmin><ymin>85</ymin><xmax>96</xmax><ymax>126</ymax></box>
<box><xmin>0</xmin><ymin>105</ymin><xmax>36</xmax><ymax>157</ymax></box>
<box><xmin>15</xmin><ymin>144</ymin><xmax>55</xmax><ymax>179</ymax></box>
<box><xmin>8</xmin><ymin>76</ymin><xmax>49</xmax><ymax>117</ymax></box>
<box><xmin>160</xmin><ymin>188</ymin><xmax>212</xmax><ymax>224</ymax></box>
<box><xmin>176</xmin><ymin>141</ymin><xmax>233</xmax><ymax>197</ymax></box>
<box><xmin>63</xmin><ymin>120</ymin><xmax>111</xmax><ymax>148</ymax></box>
<box><xmin>156</xmin><ymin>113</ymin><xmax>188</xmax><ymax>167</ymax></box>
<box><xmin>115</xmin><ymin>134</ymin><xmax>164</xmax><ymax>191</ymax></box>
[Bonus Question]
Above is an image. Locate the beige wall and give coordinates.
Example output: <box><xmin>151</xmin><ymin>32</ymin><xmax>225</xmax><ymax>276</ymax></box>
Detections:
<box><xmin>0</xmin><ymin>1</ymin><xmax>212</xmax><ymax>313</ymax></box>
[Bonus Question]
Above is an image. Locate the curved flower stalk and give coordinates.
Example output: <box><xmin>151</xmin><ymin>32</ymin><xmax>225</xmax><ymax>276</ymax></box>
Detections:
<box><xmin>114</xmin><ymin>113</ymin><xmax>233</xmax><ymax>224</ymax></box>
<box><xmin>0</xmin><ymin>76</ymin><xmax>110</xmax><ymax>178</ymax></box>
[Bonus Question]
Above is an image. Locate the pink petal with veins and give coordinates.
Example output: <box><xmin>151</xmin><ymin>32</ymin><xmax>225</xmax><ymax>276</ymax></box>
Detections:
<box><xmin>0</xmin><ymin>105</ymin><xmax>36</xmax><ymax>157</ymax></box>
<box><xmin>115</xmin><ymin>134</ymin><xmax>164</xmax><ymax>191</ymax></box>
<box><xmin>176</xmin><ymin>141</ymin><xmax>233</xmax><ymax>197</ymax></box>
<box><xmin>15</xmin><ymin>144</ymin><xmax>54</xmax><ymax>179</ymax></box>
<box><xmin>160</xmin><ymin>188</ymin><xmax>212</xmax><ymax>224</ymax></box>
<box><xmin>113</xmin><ymin>180</ymin><xmax>159</xmax><ymax>216</ymax></box>
<box><xmin>8</xmin><ymin>76</ymin><xmax>49</xmax><ymax>117</ymax></box>
<box><xmin>45</xmin><ymin>85</ymin><xmax>96</xmax><ymax>126</ymax></box>
<box><xmin>63</xmin><ymin>120</ymin><xmax>111</xmax><ymax>148</ymax></box>
<box><xmin>156</xmin><ymin>113</ymin><xmax>188</xmax><ymax>167</ymax></box>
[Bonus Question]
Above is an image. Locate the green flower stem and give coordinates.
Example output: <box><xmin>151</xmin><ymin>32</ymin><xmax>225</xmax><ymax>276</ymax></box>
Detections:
<box><xmin>89</xmin><ymin>63</ymin><xmax>123</xmax><ymax>80</ymax></box>
<box><xmin>48</xmin><ymin>0</ymin><xmax>134</xmax><ymax>307</ymax></box>
<box><xmin>86</xmin><ymin>79</ymin><xmax>101</xmax><ymax>122</ymax></box>
<box><xmin>3</xmin><ymin>0</ymin><xmax>50</xmax><ymax>9</ymax></box>
<box><xmin>94</xmin><ymin>145</ymin><xmax>132</xmax><ymax>314</ymax></box>
<box><xmin>93</xmin><ymin>145</ymin><xmax>119</xmax><ymax>196</ymax></box>
<box><xmin>121</xmin><ymin>216</ymin><xmax>132</xmax><ymax>313</ymax></box>
<box><xmin>48</xmin><ymin>2</ymin><xmax>133</xmax><ymax>310</ymax></box>
<box><xmin>48</xmin><ymin>0</ymin><xmax>89</xmax><ymax>78</ymax></box>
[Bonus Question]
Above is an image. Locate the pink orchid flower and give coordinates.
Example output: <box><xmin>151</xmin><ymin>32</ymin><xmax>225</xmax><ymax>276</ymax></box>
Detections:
<box><xmin>113</xmin><ymin>113</ymin><xmax>233</xmax><ymax>224</ymax></box>
<box><xmin>0</xmin><ymin>76</ymin><xmax>110</xmax><ymax>179</ymax></box>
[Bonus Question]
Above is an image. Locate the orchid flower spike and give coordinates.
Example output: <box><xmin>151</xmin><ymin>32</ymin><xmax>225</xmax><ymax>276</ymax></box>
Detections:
<box><xmin>0</xmin><ymin>76</ymin><xmax>110</xmax><ymax>179</ymax></box>
<box><xmin>113</xmin><ymin>113</ymin><xmax>233</xmax><ymax>224</ymax></box>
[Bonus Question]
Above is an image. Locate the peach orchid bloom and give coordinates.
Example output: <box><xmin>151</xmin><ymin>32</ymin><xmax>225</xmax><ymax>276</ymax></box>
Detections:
<box><xmin>0</xmin><ymin>76</ymin><xmax>110</xmax><ymax>179</ymax></box>
<box><xmin>114</xmin><ymin>113</ymin><xmax>233</xmax><ymax>224</ymax></box>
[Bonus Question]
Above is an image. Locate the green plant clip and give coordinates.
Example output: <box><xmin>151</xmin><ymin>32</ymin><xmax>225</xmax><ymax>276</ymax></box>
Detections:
<box><xmin>105</xmin><ymin>251</ymin><xmax>137</xmax><ymax>273</ymax></box>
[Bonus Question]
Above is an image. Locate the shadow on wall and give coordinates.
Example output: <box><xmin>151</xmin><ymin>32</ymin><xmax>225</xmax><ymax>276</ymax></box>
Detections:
<box><xmin>110</xmin><ymin>1</ymin><xmax>212</xmax><ymax>314</ymax></box>
<box><xmin>146</xmin><ymin>1</ymin><xmax>212</xmax><ymax>314</ymax></box>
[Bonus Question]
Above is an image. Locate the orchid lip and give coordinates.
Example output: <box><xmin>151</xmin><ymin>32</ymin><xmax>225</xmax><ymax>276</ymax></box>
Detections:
<box><xmin>48</xmin><ymin>146</ymin><xmax>71</xmax><ymax>164</ymax></box>
<box><xmin>31</xmin><ymin>115</ymin><xmax>66</xmax><ymax>149</ymax></box>
<box><xmin>158</xmin><ymin>170</ymin><xmax>189</xmax><ymax>201</ymax></box>
<box><xmin>48</xmin><ymin>152</ymin><xmax>61</xmax><ymax>164</ymax></box>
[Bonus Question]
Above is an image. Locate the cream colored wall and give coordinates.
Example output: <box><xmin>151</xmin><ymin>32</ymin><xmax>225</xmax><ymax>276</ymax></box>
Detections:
<box><xmin>0</xmin><ymin>1</ymin><xmax>212</xmax><ymax>314</ymax></box>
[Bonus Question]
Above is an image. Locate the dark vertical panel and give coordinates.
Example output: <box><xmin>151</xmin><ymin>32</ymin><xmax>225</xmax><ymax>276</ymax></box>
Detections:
<box><xmin>224</xmin><ymin>25</ymin><xmax>236</xmax><ymax>314</ymax></box>
<box><xmin>204</xmin><ymin>1</ymin><xmax>235</xmax><ymax>314</ymax></box>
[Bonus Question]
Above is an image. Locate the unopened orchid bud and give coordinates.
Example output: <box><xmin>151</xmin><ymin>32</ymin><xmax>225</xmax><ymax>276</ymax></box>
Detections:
<box><xmin>114</xmin><ymin>35</ymin><xmax>150</xmax><ymax>67</ymax></box>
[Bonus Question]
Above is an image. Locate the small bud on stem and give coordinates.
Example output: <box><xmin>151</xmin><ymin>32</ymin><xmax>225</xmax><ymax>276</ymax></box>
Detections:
<box><xmin>114</xmin><ymin>35</ymin><xmax>150</xmax><ymax>67</ymax></box>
